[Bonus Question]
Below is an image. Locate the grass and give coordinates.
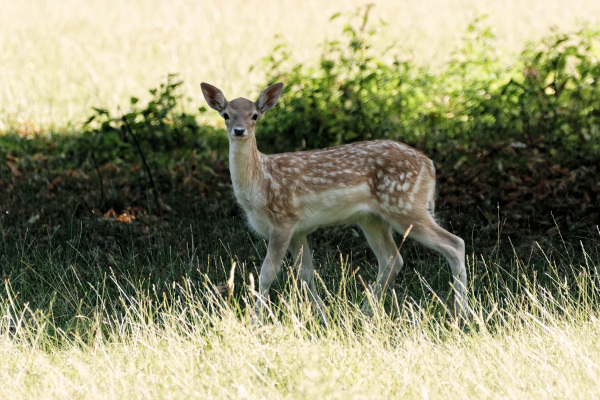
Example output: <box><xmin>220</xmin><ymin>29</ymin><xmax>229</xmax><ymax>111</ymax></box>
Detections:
<box><xmin>2</xmin><ymin>0</ymin><xmax>600</xmax><ymax>131</ymax></box>
<box><xmin>1</xmin><ymin>229</ymin><xmax>600</xmax><ymax>399</ymax></box>
<box><xmin>1</xmin><ymin>213</ymin><xmax>600</xmax><ymax>398</ymax></box>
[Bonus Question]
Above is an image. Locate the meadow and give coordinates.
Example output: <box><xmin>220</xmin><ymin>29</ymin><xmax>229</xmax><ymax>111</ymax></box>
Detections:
<box><xmin>2</xmin><ymin>1</ymin><xmax>600</xmax><ymax>398</ymax></box>
<box><xmin>2</xmin><ymin>230</ymin><xmax>600</xmax><ymax>398</ymax></box>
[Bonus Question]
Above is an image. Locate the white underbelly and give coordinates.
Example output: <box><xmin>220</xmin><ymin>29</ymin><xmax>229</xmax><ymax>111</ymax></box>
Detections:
<box><xmin>295</xmin><ymin>183</ymin><xmax>373</xmax><ymax>232</ymax></box>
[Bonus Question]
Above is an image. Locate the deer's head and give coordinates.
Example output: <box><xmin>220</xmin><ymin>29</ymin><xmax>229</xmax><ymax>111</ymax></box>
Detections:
<box><xmin>201</xmin><ymin>82</ymin><xmax>283</xmax><ymax>140</ymax></box>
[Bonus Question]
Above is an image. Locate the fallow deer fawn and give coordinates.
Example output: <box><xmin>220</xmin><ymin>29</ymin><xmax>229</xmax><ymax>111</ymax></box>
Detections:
<box><xmin>201</xmin><ymin>82</ymin><xmax>469</xmax><ymax>323</ymax></box>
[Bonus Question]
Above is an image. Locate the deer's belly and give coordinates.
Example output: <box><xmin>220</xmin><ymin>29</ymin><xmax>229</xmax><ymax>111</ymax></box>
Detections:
<box><xmin>295</xmin><ymin>183</ymin><xmax>373</xmax><ymax>231</ymax></box>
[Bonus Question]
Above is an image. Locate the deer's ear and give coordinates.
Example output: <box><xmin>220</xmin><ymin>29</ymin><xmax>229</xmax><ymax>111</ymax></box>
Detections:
<box><xmin>201</xmin><ymin>83</ymin><xmax>227</xmax><ymax>112</ymax></box>
<box><xmin>256</xmin><ymin>83</ymin><xmax>283</xmax><ymax>113</ymax></box>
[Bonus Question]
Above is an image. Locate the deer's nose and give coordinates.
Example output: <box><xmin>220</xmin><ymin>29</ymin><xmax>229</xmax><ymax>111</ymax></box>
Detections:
<box><xmin>233</xmin><ymin>128</ymin><xmax>246</xmax><ymax>136</ymax></box>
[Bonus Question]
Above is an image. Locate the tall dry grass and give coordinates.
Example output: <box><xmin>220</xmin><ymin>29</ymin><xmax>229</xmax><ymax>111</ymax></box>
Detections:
<box><xmin>1</xmin><ymin>253</ymin><xmax>600</xmax><ymax>399</ymax></box>
<box><xmin>1</xmin><ymin>0</ymin><xmax>599</xmax><ymax>131</ymax></box>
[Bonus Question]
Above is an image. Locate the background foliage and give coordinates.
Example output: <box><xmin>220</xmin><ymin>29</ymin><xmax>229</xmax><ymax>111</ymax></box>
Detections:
<box><xmin>258</xmin><ymin>11</ymin><xmax>600</xmax><ymax>160</ymax></box>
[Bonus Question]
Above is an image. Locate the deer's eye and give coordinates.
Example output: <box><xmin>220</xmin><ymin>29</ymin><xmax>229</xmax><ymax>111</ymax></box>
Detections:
<box><xmin>222</xmin><ymin>113</ymin><xmax>229</xmax><ymax>120</ymax></box>
<box><xmin>252</xmin><ymin>113</ymin><xmax>258</xmax><ymax>121</ymax></box>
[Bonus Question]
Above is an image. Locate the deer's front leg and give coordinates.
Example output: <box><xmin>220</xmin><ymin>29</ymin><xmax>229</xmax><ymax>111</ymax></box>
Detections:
<box><xmin>254</xmin><ymin>226</ymin><xmax>293</xmax><ymax>321</ymax></box>
<box><xmin>289</xmin><ymin>235</ymin><xmax>328</xmax><ymax>326</ymax></box>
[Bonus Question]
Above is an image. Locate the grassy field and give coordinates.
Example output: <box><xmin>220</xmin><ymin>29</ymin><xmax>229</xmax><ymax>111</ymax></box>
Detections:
<box><xmin>2</xmin><ymin>236</ymin><xmax>600</xmax><ymax>399</ymax></box>
<box><xmin>2</xmin><ymin>0</ymin><xmax>600</xmax><ymax>131</ymax></box>
<box><xmin>0</xmin><ymin>202</ymin><xmax>599</xmax><ymax>398</ymax></box>
<box><xmin>2</xmin><ymin>1</ymin><xmax>600</xmax><ymax>398</ymax></box>
<box><xmin>4</xmin><ymin>310</ymin><xmax>600</xmax><ymax>399</ymax></box>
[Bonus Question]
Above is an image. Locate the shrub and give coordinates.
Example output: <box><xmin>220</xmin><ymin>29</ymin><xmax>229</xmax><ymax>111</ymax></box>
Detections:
<box><xmin>254</xmin><ymin>8</ymin><xmax>600</xmax><ymax>162</ymax></box>
<box><xmin>80</xmin><ymin>74</ymin><xmax>225</xmax><ymax>169</ymax></box>
<box><xmin>503</xmin><ymin>27</ymin><xmax>600</xmax><ymax>156</ymax></box>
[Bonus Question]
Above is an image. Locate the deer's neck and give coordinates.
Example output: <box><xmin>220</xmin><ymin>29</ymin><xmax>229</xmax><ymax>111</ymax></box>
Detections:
<box><xmin>228</xmin><ymin>137</ymin><xmax>264</xmax><ymax>194</ymax></box>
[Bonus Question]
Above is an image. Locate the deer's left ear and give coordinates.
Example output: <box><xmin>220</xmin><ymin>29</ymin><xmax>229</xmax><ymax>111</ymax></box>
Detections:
<box><xmin>256</xmin><ymin>83</ymin><xmax>283</xmax><ymax>114</ymax></box>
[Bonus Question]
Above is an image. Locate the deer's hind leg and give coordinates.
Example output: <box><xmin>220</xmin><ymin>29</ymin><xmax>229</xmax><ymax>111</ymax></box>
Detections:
<box><xmin>397</xmin><ymin>213</ymin><xmax>469</xmax><ymax>319</ymax></box>
<box><xmin>359</xmin><ymin>217</ymin><xmax>404</xmax><ymax>314</ymax></box>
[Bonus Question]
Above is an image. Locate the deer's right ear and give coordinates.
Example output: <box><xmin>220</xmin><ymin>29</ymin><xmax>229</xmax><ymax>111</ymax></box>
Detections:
<box><xmin>201</xmin><ymin>83</ymin><xmax>227</xmax><ymax>112</ymax></box>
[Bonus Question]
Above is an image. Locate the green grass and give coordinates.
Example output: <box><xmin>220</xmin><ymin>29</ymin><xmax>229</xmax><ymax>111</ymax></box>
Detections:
<box><xmin>1</xmin><ymin>220</ymin><xmax>600</xmax><ymax>398</ymax></box>
<box><xmin>1</xmin><ymin>209</ymin><xmax>600</xmax><ymax>398</ymax></box>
